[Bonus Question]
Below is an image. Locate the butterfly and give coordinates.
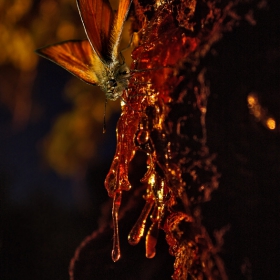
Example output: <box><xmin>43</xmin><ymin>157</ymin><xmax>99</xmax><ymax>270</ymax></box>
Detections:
<box><xmin>36</xmin><ymin>0</ymin><xmax>132</xmax><ymax>101</ymax></box>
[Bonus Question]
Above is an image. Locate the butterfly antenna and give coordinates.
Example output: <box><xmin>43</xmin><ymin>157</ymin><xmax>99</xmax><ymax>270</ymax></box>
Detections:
<box><xmin>120</xmin><ymin>51</ymin><xmax>125</xmax><ymax>65</ymax></box>
<box><xmin>121</xmin><ymin>32</ymin><xmax>135</xmax><ymax>53</ymax></box>
<box><xmin>120</xmin><ymin>33</ymin><xmax>135</xmax><ymax>64</ymax></box>
<box><xmin>103</xmin><ymin>98</ymin><xmax>108</xmax><ymax>134</ymax></box>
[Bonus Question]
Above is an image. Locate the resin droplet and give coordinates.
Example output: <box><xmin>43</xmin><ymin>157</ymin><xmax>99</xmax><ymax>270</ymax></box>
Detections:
<box><xmin>111</xmin><ymin>191</ymin><xmax>122</xmax><ymax>262</ymax></box>
<box><xmin>145</xmin><ymin>221</ymin><xmax>159</xmax><ymax>259</ymax></box>
<box><xmin>128</xmin><ymin>199</ymin><xmax>154</xmax><ymax>245</ymax></box>
<box><xmin>104</xmin><ymin>157</ymin><xmax>119</xmax><ymax>197</ymax></box>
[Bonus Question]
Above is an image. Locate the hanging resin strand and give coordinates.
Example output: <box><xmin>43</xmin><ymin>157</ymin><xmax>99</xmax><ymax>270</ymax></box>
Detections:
<box><xmin>111</xmin><ymin>190</ymin><xmax>122</xmax><ymax>262</ymax></box>
<box><xmin>105</xmin><ymin>105</ymin><xmax>141</xmax><ymax>261</ymax></box>
<box><xmin>128</xmin><ymin>195</ymin><xmax>154</xmax><ymax>245</ymax></box>
<box><xmin>145</xmin><ymin>208</ymin><xmax>160</xmax><ymax>258</ymax></box>
<box><xmin>128</xmin><ymin>154</ymin><xmax>156</xmax><ymax>245</ymax></box>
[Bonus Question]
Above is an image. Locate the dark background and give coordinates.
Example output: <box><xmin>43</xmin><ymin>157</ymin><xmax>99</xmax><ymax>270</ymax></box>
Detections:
<box><xmin>1</xmin><ymin>1</ymin><xmax>280</xmax><ymax>279</ymax></box>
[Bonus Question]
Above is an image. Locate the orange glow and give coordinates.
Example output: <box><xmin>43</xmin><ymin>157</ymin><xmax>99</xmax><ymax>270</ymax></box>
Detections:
<box><xmin>248</xmin><ymin>92</ymin><xmax>277</xmax><ymax>131</ymax></box>
<box><xmin>266</xmin><ymin>118</ymin><xmax>276</xmax><ymax>130</ymax></box>
<box><xmin>247</xmin><ymin>93</ymin><xmax>257</xmax><ymax>107</ymax></box>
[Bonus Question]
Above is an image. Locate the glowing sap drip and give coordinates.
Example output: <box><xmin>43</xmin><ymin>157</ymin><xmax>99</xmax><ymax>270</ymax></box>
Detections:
<box><xmin>128</xmin><ymin>152</ymin><xmax>169</xmax><ymax>258</ymax></box>
<box><xmin>111</xmin><ymin>191</ymin><xmax>121</xmax><ymax>262</ymax></box>
<box><xmin>148</xmin><ymin>173</ymin><xmax>155</xmax><ymax>185</ymax></box>
<box><xmin>104</xmin><ymin>109</ymin><xmax>141</xmax><ymax>261</ymax></box>
<box><xmin>128</xmin><ymin>196</ymin><xmax>154</xmax><ymax>245</ymax></box>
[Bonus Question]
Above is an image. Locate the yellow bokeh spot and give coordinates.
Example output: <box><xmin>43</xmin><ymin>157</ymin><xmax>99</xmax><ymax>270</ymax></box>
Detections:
<box><xmin>247</xmin><ymin>94</ymin><xmax>257</xmax><ymax>108</ymax></box>
<box><xmin>40</xmin><ymin>0</ymin><xmax>58</xmax><ymax>18</ymax></box>
<box><xmin>57</xmin><ymin>21</ymin><xmax>77</xmax><ymax>41</ymax></box>
<box><xmin>266</xmin><ymin>118</ymin><xmax>276</xmax><ymax>130</ymax></box>
<box><xmin>9</xmin><ymin>28</ymin><xmax>38</xmax><ymax>71</ymax></box>
<box><xmin>6</xmin><ymin>0</ymin><xmax>32</xmax><ymax>23</ymax></box>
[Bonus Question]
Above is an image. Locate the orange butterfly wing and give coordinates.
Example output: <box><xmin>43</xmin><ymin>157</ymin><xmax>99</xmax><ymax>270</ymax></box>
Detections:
<box><xmin>110</xmin><ymin>0</ymin><xmax>132</xmax><ymax>60</ymax></box>
<box><xmin>77</xmin><ymin>0</ymin><xmax>114</xmax><ymax>63</ymax></box>
<box><xmin>36</xmin><ymin>40</ymin><xmax>100</xmax><ymax>85</ymax></box>
<box><xmin>77</xmin><ymin>0</ymin><xmax>132</xmax><ymax>63</ymax></box>
<box><xmin>36</xmin><ymin>1</ymin><xmax>132</xmax><ymax>86</ymax></box>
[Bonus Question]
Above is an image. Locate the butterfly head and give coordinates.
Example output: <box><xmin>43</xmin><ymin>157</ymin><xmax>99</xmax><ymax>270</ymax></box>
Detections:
<box><xmin>103</xmin><ymin>62</ymin><xmax>130</xmax><ymax>101</ymax></box>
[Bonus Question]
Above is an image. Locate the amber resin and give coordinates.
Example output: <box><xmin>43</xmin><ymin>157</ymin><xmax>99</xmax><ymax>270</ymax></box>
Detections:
<box><xmin>70</xmin><ymin>0</ymin><xmax>252</xmax><ymax>279</ymax></box>
<box><xmin>102</xmin><ymin>0</ymin><xmax>244</xmax><ymax>278</ymax></box>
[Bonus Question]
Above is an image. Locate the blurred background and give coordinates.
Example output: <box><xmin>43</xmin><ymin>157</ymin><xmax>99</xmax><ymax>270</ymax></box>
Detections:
<box><xmin>0</xmin><ymin>0</ymin><xmax>280</xmax><ymax>279</ymax></box>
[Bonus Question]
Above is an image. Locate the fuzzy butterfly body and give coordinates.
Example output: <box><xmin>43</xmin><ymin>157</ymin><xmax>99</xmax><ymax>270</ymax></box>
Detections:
<box><xmin>36</xmin><ymin>0</ymin><xmax>132</xmax><ymax>101</ymax></box>
<box><xmin>99</xmin><ymin>61</ymin><xmax>130</xmax><ymax>100</ymax></box>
